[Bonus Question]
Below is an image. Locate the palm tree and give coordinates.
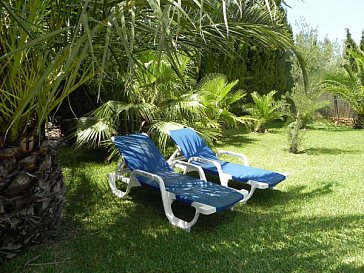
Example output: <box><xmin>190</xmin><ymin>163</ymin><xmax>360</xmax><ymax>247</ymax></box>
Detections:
<box><xmin>73</xmin><ymin>0</ymin><xmax>307</xmax><ymax>153</ymax></box>
<box><xmin>196</xmin><ymin>74</ymin><xmax>253</xmax><ymax>128</ymax></box>
<box><xmin>247</xmin><ymin>90</ymin><xmax>287</xmax><ymax>132</ymax></box>
<box><xmin>88</xmin><ymin>0</ymin><xmax>307</xmax><ymax>99</ymax></box>
<box><xmin>0</xmin><ymin>0</ymin><xmax>306</xmax><ymax>260</ymax></box>
<box><xmin>325</xmin><ymin>49</ymin><xmax>364</xmax><ymax>128</ymax></box>
<box><xmin>0</xmin><ymin>0</ymin><xmax>96</xmax><ymax>260</ymax></box>
<box><xmin>75</xmin><ymin>52</ymin><xmax>214</xmax><ymax>154</ymax></box>
<box><xmin>325</xmin><ymin>74</ymin><xmax>364</xmax><ymax>128</ymax></box>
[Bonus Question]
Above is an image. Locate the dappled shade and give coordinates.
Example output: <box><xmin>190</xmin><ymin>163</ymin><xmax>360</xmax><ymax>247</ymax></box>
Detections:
<box><xmin>113</xmin><ymin>134</ymin><xmax>244</xmax><ymax>211</ymax></box>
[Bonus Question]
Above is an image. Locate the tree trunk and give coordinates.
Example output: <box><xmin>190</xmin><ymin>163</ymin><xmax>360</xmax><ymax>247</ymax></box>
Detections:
<box><xmin>353</xmin><ymin>114</ymin><xmax>364</xmax><ymax>129</ymax></box>
<box><xmin>0</xmin><ymin>143</ymin><xmax>64</xmax><ymax>262</ymax></box>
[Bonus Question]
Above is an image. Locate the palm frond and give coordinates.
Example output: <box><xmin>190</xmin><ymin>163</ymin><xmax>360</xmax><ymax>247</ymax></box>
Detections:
<box><xmin>76</xmin><ymin>117</ymin><xmax>117</xmax><ymax>148</ymax></box>
<box><xmin>147</xmin><ymin>121</ymin><xmax>185</xmax><ymax>152</ymax></box>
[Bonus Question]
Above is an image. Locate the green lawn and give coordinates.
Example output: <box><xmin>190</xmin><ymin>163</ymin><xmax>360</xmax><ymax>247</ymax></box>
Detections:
<box><xmin>2</xmin><ymin>126</ymin><xmax>364</xmax><ymax>272</ymax></box>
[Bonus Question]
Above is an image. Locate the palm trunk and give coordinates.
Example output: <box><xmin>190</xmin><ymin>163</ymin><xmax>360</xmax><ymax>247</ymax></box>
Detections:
<box><xmin>353</xmin><ymin>113</ymin><xmax>364</xmax><ymax>129</ymax></box>
<box><xmin>0</xmin><ymin>143</ymin><xmax>64</xmax><ymax>262</ymax></box>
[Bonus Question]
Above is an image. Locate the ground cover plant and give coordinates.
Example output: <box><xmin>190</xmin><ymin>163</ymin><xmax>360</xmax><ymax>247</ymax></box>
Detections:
<box><xmin>1</xmin><ymin>125</ymin><xmax>363</xmax><ymax>273</ymax></box>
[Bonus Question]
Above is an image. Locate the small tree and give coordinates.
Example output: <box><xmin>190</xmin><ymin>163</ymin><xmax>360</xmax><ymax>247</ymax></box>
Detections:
<box><xmin>287</xmin><ymin>20</ymin><xmax>340</xmax><ymax>153</ymax></box>
<box><xmin>287</xmin><ymin>113</ymin><xmax>304</xmax><ymax>154</ymax></box>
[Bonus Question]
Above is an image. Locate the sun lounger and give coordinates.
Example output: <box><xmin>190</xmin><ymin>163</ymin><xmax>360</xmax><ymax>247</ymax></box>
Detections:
<box><xmin>108</xmin><ymin>133</ymin><xmax>245</xmax><ymax>231</ymax></box>
<box><xmin>168</xmin><ymin>128</ymin><xmax>286</xmax><ymax>202</ymax></box>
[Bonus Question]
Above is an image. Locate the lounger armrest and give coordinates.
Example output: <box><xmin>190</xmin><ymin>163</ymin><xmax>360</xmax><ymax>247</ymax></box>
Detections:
<box><xmin>217</xmin><ymin>150</ymin><xmax>249</xmax><ymax>166</ymax></box>
<box><xmin>188</xmin><ymin>157</ymin><xmax>224</xmax><ymax>175</ymax></box>
<box><xmin>170</xmin><ymin>160</ymin><xmax>207</xmax><ymax>181</ymax></box>
<box><xmin>131</xmin><ymin>170</ymin><xmax>167</xmax><ymax>192</ymax></box>
<box><xmin>167</xmin><ymin>148</ymin><xmax>185</xmax><ymax>165</ymax></box>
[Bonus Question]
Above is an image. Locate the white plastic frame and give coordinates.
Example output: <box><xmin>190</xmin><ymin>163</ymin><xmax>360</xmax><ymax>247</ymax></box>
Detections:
<box><xmin>168</xmin><ymin>147</ymin><xmax>267</xmax><ymax>203</ymax></box>
<box><xmin>108</xmin><ymin>158</ymin><xmax>218</xmax><ymax>231</ymax></box>
<box><xmin>217</xmin><ymin>149</ymin><xmax>250</xmax><ymax>166</ymax></box>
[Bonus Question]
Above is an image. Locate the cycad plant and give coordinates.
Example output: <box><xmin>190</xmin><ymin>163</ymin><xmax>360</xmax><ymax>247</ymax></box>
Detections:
<box><xmin>248</xmin><ymin>90</ymin><xmax>287</xmax><ymax>133</ymax></box>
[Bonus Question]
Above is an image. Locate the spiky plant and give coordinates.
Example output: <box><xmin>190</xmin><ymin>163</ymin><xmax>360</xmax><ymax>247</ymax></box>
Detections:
<box><xmin>75</xmin><ymin>52</ymin><xmax>215</xmax><ymax>154</ymax></box>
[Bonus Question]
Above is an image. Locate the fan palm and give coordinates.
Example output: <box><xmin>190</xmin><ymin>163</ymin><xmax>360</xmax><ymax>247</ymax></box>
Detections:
<box><xmin>248</xmin><ymin>90</ymin><xmax>287</xmax><ymax>132</ymax></box>
<box><xmin>196</xmin><ymin>74</ymin><xmax>253</xmax><ymax>128</ymax></box>
<box><xmin>75</xmin><ymin>52</ymin><xmax>215</xmax><ymax>153</ymax></box>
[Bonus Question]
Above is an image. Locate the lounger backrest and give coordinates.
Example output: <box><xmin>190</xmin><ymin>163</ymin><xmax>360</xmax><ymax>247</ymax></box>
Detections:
<box><xmin>169</xmin><ymin>128</ymin><xmax>217</xmax><ymax>160</ymax></box>
<box><xmin>113</xmin><ymin>134</ymin><xmax>172</xmax><ymax>173</ymax></box>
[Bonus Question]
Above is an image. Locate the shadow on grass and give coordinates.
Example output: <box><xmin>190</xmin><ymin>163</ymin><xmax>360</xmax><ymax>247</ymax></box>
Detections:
<box><xmin>22</xmin><ymin>188</ymin><xmax>362</xmax><ymax>272</ymax></box>
<box><xmin>191</xmin><ymin>172</ymin><xmax>335</xmax><ymax>210</ymax></box>
<box><xmin>73</xmin><ymin>202</ymin><xmax>363</xmax><ymax>272</ymax></box>
<box><xmin>2</xmin><ymin>145</ymin><xmax>363</xmax><ymax>272</ymax></box>
<box><xmin>305</xmin><ymin>147</ymin><xmax>361</xmax><ymax>155</ymax></box>
<box><xmin>64</xmin><ymin>169</ymin><xmax>110</xmax><ymax>218</ymax></box>
<box><xmin>215</xmin><ymin>130</ymin><xmax>257</xmax><ymax>148</ymax></box>
<box><xmin>2</xmin><ymin>170</ymin><xmax>363</xmax><ymax>272</ymax></box>
<box><xmin>230</xmin><ymin>181</ymin><xmax>335</xmax><ymax>209</ymax></box>
<box><xmin>57</xmin><ymin>146</ymin><xmax>109</xmax><ymax>167</ymax></box>
<box><xmin>308</xmin><ymin>125</ymin><xmax>355</xmax><ymax>131</ymax></box>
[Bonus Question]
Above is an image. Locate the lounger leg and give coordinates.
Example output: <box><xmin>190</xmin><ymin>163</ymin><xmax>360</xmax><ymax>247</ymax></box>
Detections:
<box><xmin>220</xmin><ymin>176</ymin><xmax>230</xmax><ymax>187</ymax></box>
<box><xmin>244</xmin><ymin>181</ymin><xmax>270</xmax><ymax>203</ymax></box>
<box><xmin>167</xmin><ymin>148</ymin><xmax>180</xmax><ymax>165</ymax></box>
<box><xmin>108</xmin><ymin>173</ymin><xmax>141</xmax><ymax>199</ymax></box>
<box><xmin>161</xmin><ymin>192</ymin><xmax>200</xmax><ymax>232</ymax></box>
<box><xmin>220</xmin><ymin>176</ymin><xmax>249</xmax><ymax>204</ymax></box>
<box><xmin>127</xmin><ymin>171</ymin><xmax>201</xmax><ymax>231</ymax></box>
<box><xmin>241</xmin><ymin>184</ymin><xmax>257</xmax><ymax>203</ymax></box>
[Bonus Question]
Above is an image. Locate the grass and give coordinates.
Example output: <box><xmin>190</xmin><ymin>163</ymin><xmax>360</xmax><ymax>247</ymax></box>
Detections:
<box><xmin>1</xmin><ymin>125</ymin><xmax>364</xmax><ymax>272</ymax></box>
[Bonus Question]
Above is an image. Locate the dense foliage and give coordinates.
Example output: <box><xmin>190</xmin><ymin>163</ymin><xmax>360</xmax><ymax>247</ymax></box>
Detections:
<box><xmin>247</xmin><ymin>91</ymin><xmax>287</xmax><ymax>133</ymax></box>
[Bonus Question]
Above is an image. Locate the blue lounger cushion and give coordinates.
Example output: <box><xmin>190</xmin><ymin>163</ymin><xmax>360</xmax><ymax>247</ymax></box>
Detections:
<box><xmin>189</xmin><ymin>160</ymin><xmax>285</xmax><ymax>188</ymax></box>
<box><xmin>113</xmin><ymin>134</ymin><xmax>244</xmax><ymax>211</ymax></box>
<box><xmin>169</xmin><ymin>128</ymin><xmax>286</xmax><ymax>188</ymax></box>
